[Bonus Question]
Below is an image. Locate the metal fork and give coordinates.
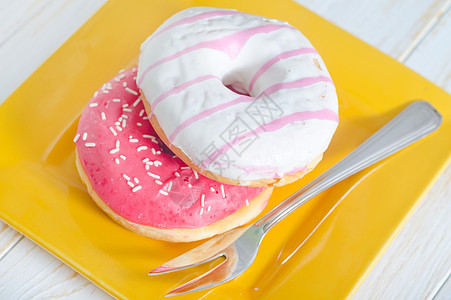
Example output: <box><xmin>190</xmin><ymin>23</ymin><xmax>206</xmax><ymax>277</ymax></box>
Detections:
<box><xmin>149</xmin><ymin>101</ymin><xmax>442</xmax><ymax>296</ymax></box>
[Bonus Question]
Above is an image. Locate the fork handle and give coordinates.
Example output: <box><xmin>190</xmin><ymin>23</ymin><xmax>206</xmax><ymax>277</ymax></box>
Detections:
<box><xmin>255</xmin><ymin>101</ymin><xmax>442</xmax><ymax>233</ymax></box>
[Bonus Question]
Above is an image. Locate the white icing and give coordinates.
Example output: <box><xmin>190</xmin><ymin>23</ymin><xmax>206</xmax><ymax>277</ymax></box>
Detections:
<box><xmin>138</xmin><ymin>7</ymin><xmax>339</xmax><ymax>181</ymax></box>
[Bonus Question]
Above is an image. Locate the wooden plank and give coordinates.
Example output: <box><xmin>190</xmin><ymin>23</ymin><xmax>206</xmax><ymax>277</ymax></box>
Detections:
<box><xmin>0</xmin><ymin>237</ymin><xmax>111</xmax><ymax>299</ymax></box>
<box><xmin>435</xmin><ymin>274</ymin><xmax>451</xmax><ymax>300</ymax></box>
<box><xmin>294</xmin><ymin>0</ymin><xmax>450</xmax><ymax>59</ymax></box>
<box><xmin>405</xmin><ymin>8</ymin><xmax>451</xmax><ymax>93</ymax></box>
<box><xmin>0</xmin><ymin>0</ymin><xmax>107</xmax><ymax>104</ymax></box>
<box><xmin>0</xmin><ymin>220</ymin><xmax>22</xmax><ymax>259</ymax></box>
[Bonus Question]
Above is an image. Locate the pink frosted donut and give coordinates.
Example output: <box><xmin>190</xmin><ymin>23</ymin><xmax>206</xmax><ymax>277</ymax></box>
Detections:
<box><xmin>137</xmin><ymin>7</ymin><xmax>339</xmax><ymax>187</ymax></box>
<box><xmin>74</xmin><ymin>68</ymin><xmax>272</xmax><ymax>242</ymax></box>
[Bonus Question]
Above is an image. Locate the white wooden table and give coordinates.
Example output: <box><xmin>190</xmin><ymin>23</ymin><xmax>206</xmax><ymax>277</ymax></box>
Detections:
<box><xmin>0</xmin><ymin>1</ymin><xmax>450</xmax><ymax>299</ymax></box>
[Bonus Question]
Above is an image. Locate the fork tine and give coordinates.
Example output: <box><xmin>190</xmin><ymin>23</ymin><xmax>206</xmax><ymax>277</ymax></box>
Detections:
<box><xmin>166</xmin><ymin>246</ymin><xmax>238</xmax><ymax>297</ymax></box>
<box><xmin>149</xmin><ymin>226</ymin><xmax>249</xmax><ymax>275</ymax></box>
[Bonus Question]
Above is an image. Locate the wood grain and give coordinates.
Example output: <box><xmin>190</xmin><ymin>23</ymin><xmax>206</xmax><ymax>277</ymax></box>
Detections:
<box><xmin>296</xmin><ymin>0</ymin><xmax>450</xmax><ymax>61</ymax></box>
<box><xmin>0</xmin><ymin>0</ymin><xmax>106</xmax><ymax>103</ymax></box>
<box><xmin>0</xmin><ymin>220</ymin><xmax>22</xmax><ymax>259</ymax></box>
<box><xmin>405</xmin><ymin>7</ymin><xmax>451</xmax><ymax>93</ymax></box>
<box><xmin>0</xmin><ymin>237</ymin><xmax>111</xmax><ymax>299</ymax></box>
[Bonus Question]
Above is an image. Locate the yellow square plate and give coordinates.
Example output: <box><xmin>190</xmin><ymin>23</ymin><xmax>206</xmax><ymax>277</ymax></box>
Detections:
<box><xmin>0</xmin><ymin>0</ymin><xmax>450</xmax><ymax>299</ymax></box>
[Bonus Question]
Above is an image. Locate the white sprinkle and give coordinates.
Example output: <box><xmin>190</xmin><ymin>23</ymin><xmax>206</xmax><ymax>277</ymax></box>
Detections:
<box><xmin>120</xmin><ymin>155</ymin><xmax>126</xmax><ymax>160</ymax></box>
<box><xmin>156</xmin><ymin>151</ymin><xmax>161</xmax><ymax>155</ymax></box>
<box><xmin>143</xmin><ymin>116</ymin><xmax>149</xmax><ymax>120</ymax></box>
<box><xmin>102</xmin><ymin>89</ymin><xmax>109</xmax><ymax>94</ymax></box>
<box><xmin>122</xmin><ymin>104</ymin><xmax>129</xmax><ymax>108</ymax></box>
<box><xmin>115</xmin><ymin>140</ymin><xmax>120</xmax><ymax>148</ymax></box>
<box><xmin>133</xmin><ymin>98</ymin><xmax>141</xmax><ymax>107</ymax></box>
<box><xmin>122</xmin><ymin>81</ymin><xmax>127</xmax><ymax>87</ymax></box>
<box><xmin>143</xmin><ymin>134</ymin><xmax>155</xmax><ymax>139</ymax></box>
<box><xmin>122</xmin><ymin>119</ymin><xmax>126</xmax><ymax>128</ymax></box>
<box><xmin>137</xmin><ymin>146</ymin><xmax>148</xmax><ymax>152</ymax></box>
<box><xmin>85</xmin><ymin>142</ymin><xmax>96</xmax><ymax>147</ymax></box>
<box><xmin>221</xmin><ymin>185</ymin><xmax>225</xmax><ymax>198</ymax></box>
<box><xmin>109</xmin><ymin>127</ymin><xmax>117</xmax><ymax>136</ymax></box>
<box><xmin>113</xmin><ymin>98</ymin><xmax>121</xmax><ymax>102</ymax></box>
<box><xmin>121</xmin><ymin>114</ymin><xmax>128</xmax><ymax>119</ymax></box>
<box><xmin>122</xmin><ymin>174</ymin><xmax>130</xmax><ymax>180</ymax></box>
<box><xmin>109</xmin><ymin>148</ymin><xmax>119</xmax><ymax>154</ymax></box>
<box><xmin>210</xmin><ymin>187</ymin><xmax>215</xmax><ymax>193</ymax></box>
<box><xmin>207</xmin><ymin>206</ymin><xmax>211</xmax><ymax>212</ymax></box>
<box><xmin>127</xmin><ymin>181</ymin><xmax>135</xmax><ymax>188</ymax></box>
<box><xmin>132</xmin><ymin>185</ymin><xmax>142</xmax><ymax>192</ymax></box>
<box><xmin>201</xmin><ymin>194</ymin><xmax>205</xmax><ymax>207</ymax></box>
<box><xmin>137</xmin><ymin>122</ymin><xmax>142</xmax><ymax>126</ymax></box>
<box><xmin>125</xmin><ymin>87</ymin><xmax>138</xmax><ymax>95</ymax></box>
<box><xmin>115</xmin><ymin>121</ymin><xmax>121</xmax><ymax>126</ymax></box>
<box><xmin>145</xmin><ymin>164</ymin><xmax>150</xmax><ymax>170</ymax></box>
<box><xmin>89</xmin><ymin>103</ymin><xmax>98</xmax><ymax>107</ymax></box>
<box><xmin>246</xmin><ymin>200</ymin><xmax>249</xmax><ymax>206</ymax></box>
<box><xmin>175</xmin><ymin>172</ymin><xmax>180</xmax><ymax>177</ymax></box>
<box><xmin>139</xmin><ymin>109</ymin><xmax>145</xmax><ymax>117</ymax></box>
<box><xmin>188</xmin><ymin>183</ymin><xmax>192</xmax><ymax>188</ymax></box>
<box><xmin>134</xmin><ymin>177</ymin><xmax>139</xmax><ymax>184</ymax></box>
<box><xmin>199</xmin><ymin>207</ymin><xmax>204</xmax><ymax>216</ymax></box>
<box><xmin>94</xmin><ymin>91</ymin><xmax>98</xmax><ymax>97</ymax></box>
<box><xmin>193</xmin><ymin>170</ymin><xmax>199</xmax><ymax>179</ymax></box>
<box><xmin>116</xmin><ymin>125</ymin><xmax>123</xmax><ymax>132</ymax></box>
<box><xmin>115</xmin><ymin>158</ymin><xmax>120</xmax><ymax>164</ymax></box>
<box><xmin>154</xmin><ymin>160</ymin><xmax>162</xmax><ymax>167</ymax></box>
<box><xmin>142</xmin><ymin>158</ymin><xmax>149</xmax><ymax>163</ymax></box>
<box><xmin>118</xmin><ymin>73</ymin><xmax>125</xmax><ymax>78</ymax></box>
<box><xmin>167</xmin><ymin>181</ymin><xmax>173</xmax><ymax>192</ymax></box>
<box><xmin>101</xmin><ymin>112</ymin><xmax>106</xmax><ymax>120</ymax></box>
<box><xmin>123</xmin><ymin>108</ymin><xmax>132</xmax><ymax>112</ymax></box>
<box><xmin>155</xmin><ymin>180</ymin><xmax>163</xmax><ymax>185</ymax></box>
<box><xmin>73</xmin><ymin>133</ymin><xmax>80</xmax><ymax>143</ymax></box>
<box><xmin>151</xmin><ymin>148</ymin><xmax>156</xmax><ymax>155</ymax></box>
<box><xmin>129</xmin><ymin>138</ymin><xmax>139</xmax><ymax>143</ymax></box>
<box><xmin>114</xmin><ymin>77</ymin><xmax>121</xmax><ymax>82</ymax></box>
<box><xmin>82</xmin><ymin>132</ymin><xmax>88</xmax><ymax>140</ymax></box>
<box><xmin>159</xmin><ymin>190</ymin><xmax>168</xmax><ymax>196</ymax></box>
<box><xmin>147</xmin><ymin>172</ymin><xmax>160</xmax><ymax>179</ymax></box>
<box><xmin>181</xmin><ymin>166</ymin><xmax>190</xmax><ymax>170</ymax></box>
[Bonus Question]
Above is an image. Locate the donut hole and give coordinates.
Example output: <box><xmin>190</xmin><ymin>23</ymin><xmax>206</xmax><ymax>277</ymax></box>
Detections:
<box><xmin>225</xmin><ymin>83</ymin><xmax>251</xmax><ymax>97</ymax></box>
<box><xmin>222</xmin><ymin>75</ymin><xmax>251</xmax><ymax>97</ymax></box>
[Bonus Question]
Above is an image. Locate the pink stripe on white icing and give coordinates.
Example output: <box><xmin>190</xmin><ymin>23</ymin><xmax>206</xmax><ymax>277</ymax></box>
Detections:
<box><xmin>151</xmin><ymin>74</ymin><xmax>218</xmax><ymax>110</ymax></box>
<box><xmin>261</xmin><ymin>75</ymin><xmax>333</xmax><ymax>96</ymax></box>
<box><xmin>147</xmin><ymin>10</ymin><xmax>241</xmax><ymax>43</ymax></box>
<box><xmin>201</xmin><ymin>108</ymin><xmax>338</xmax><ymax>168</ymax></box>
<box><xmin>137</xmin><ymin>24</ymin><xmax>295</xmax><ymax>86</ymax></box>
<box><xmin>168</xmin><ymin>76</ymin><xmax>333</xmax><ymax>142</ymax></box>
<box><xmin>248</xmin><ymin>47</ymin><xmax>318</xmax><ymax>93</ymax></box>
<box><xmin>168</xmin><ymin>95</ymin><xmax>251</xmax><ymax>142</ymax></box>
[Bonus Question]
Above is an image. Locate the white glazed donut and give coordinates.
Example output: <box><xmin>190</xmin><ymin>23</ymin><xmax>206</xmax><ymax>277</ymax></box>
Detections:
<box><xmin>137</xmin><ymin>7</ymin><xmax>339</xmax><ymax>187</ymax></box>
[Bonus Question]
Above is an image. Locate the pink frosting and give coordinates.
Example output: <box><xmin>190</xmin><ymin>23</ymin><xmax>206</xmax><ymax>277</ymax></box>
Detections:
<box><xmin>75</xmin><ymin>68</ymin><xmax>266</xmax><ymax>229</ymax></box>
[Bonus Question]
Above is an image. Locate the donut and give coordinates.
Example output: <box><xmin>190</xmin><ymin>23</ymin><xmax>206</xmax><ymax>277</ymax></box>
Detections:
<box><xmin>137</xmin><ymin>7</ymin><xmax>339</xmax><ymax>187</ymax></box>
<box><xmin>74</xmin><ymin>68</ymin><xmax>272</xmax><ymax>242</ymax></box>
